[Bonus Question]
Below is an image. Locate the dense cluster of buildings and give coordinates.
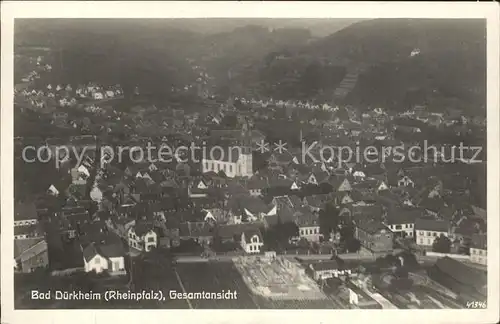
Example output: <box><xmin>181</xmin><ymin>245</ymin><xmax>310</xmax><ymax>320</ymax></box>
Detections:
<box><xmin>14</xmin><ymin>50</ymin><xmax>487</xmax><ymax>311</ymax></box>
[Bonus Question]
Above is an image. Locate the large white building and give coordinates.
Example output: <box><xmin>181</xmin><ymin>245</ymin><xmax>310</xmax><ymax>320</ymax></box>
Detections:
<box><xmin>202</xmin><ymin>123</ymin><xmax>253</xmax><ymax>178</ymax></box>
<box><xmin>201</xmin><ymin>146</ymin><xmax>253</xmax><ymax>178</ymax></box>
<box><xmin>415</xmin><ymin>218</ymin><xmax>450</xmax><ymax>247</ymax></box>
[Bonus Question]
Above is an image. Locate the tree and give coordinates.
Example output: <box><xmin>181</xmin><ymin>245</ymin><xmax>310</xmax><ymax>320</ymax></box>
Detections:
<box><xmin>345</xmin><ymin>238</ymin><xmax>361</xmax><ymax>253</ymax></box>
<box><xmin>432</xmin><ymin>234</ymin><xmax>452</xmax><ymax>253</ymax></box>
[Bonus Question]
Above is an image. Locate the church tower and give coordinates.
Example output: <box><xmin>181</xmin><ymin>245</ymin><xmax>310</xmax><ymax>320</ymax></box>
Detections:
<box><xmin>238</xmin><ymin>119</ymin><xmax>253</xmax><ymax>177</ymax></box>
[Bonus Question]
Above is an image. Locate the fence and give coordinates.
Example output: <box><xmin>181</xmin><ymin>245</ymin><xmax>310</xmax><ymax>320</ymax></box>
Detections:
<box><xmin>51</xmin><ymin>267</ymin><xmax>83</xmax><ymax>276</ymax></box>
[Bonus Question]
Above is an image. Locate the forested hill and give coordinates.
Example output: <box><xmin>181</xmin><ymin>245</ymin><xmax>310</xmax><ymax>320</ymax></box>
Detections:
<box><xmin>233</xmin><ymin>18</ymin><xmax>486</xmax><ymax>112</ymax></box>
<box><xmin>15</xmin><ymin>19</ymin><xmax>486</xmax><ymax>113</ymax></box>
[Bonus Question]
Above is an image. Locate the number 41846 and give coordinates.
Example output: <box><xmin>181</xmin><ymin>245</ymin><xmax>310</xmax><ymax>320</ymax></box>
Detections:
<box><xmin>466</xmin><ymin>301</ymin><xmax>486</xmax><ymax>309</ymax></box>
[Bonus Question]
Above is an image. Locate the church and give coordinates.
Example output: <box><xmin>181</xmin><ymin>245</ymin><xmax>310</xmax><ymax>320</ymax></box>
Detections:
<box><xmin>201</xmin><ymin>122</ymin><xmax>253</xmax><ymax>178</ymax></box>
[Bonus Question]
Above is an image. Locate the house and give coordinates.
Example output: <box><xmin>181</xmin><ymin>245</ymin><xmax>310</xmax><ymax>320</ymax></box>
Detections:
<box><xmin>128</xmin><ymin>222</ymin><xmax>158</xmax><ymax>252</ymax></box>
<box><xmin>240</xmin><ymin>228</ymin><xmax>264</xmax><ymax>254</ymax></box>
<box><xmin>354</xmin><ymin>220</ymin><xmax>393</xmax><ymax>253</ymax></box>
<box><xmin>398</xmin><ymin>176</ymin><xmax>415</xmax><ymax>188</ymax></box>
<box><xmin>384</xmin><ymin>207</ymin><xmax>422</xmax><ymax>238</ymax></box>
<box><xmin>296</xmin><ymin>209</ymin><xmax>321</xmax><ymax>242</ymax></box>
<box><xmin>469</xmin><ymin>234</ymin><xmax>487</xmax><ymax>266</ymax></box>
<box><xmin>14</xmin><ymin>239</ymin><xmax>49</xmax><ymax>273</ymax></box>
<box><xmin>245</xmin><ymin>176</ymin><xmax>267</xmax><ymax>197</ymax></box>
<box><xmin>308</xmin><ymin>260</ymin><xmax>351</xmax><ymax>281</ymax></box>
<box><xmin>82</xmin><ymin>240</ymin><xmax>126</xmax><ymax>275</ymax></box>
<box><xmin>415</xmin><ymin>218</ymin><xmax>450</xmax><ymax>247</ymax></box>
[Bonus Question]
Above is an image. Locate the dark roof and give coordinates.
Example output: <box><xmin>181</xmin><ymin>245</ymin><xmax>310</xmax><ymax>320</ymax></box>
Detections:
<box><xmin>309</xmin><ymin>260</ymin><xmax>340</xmax><ymax>272</ymax></box>
<box><xmin>216</xmin><ymin>223</ymin><xmax>261</xmax><ymax>240</ymax></box>
<box><xmin>244</xmin><ymin>176</ymin><xmax>268</xmax><ymax>190</ymax></box>
<box><xmin>15</xmin><ymin>201</ymin><xmax>38</xmax><ymax>221</ymax></box>
<box><xmin>356</xmin><ymin>220</ymin><xmax>391</xmax><ymax>235</ymax></box>
<box><xmin>14</xmin><ymin>224</ymin><xmax>42</xmax><ymax>236</ymax></box>
<box><xmin>415</xmin><ymin>218</ymin><xmax>449</xmax><ymax>232</ymax></box>
<box><xmin>242</xmin><ymin>228</ymin><xmax>263</xmax><ymax>243</ymax></box>
<box><xmin>132</xmin><ymin>220</ymin><xmax>155</xmax><ymax>237</ymax></box>
<box><xmin>385</xmin><ymin>207</ymin><xmax>423</xmax><ymax>225</ymax></box>
<box><xmin>14</xmin><ymin>238</ymin><xmax>44</xmax><ymax>259</ymax></box>
<box><xmin>351</xmin><ymin>204</ymin><xmax>384</xmax><ymax>221</ymax></box>
<box><xmin>181</xmin><ymin>221</ymin><xmax>214</xmax><ymax>238</ymax></box>
<box><xmin>470</xmin><ymin>233</ymin><xmax>487</xmax><ymax>250</ymax></box>
<box><xmin>82</xmin><ymin>240</ymin><xmax>125</xmax><ymax>262</ymax></box>
<box><xmin>419</xmin><ymin>197</ymin><xmax>446</xmax><ymax>212</ymax></box>
<box><xmin>264</xmin><ymin>214</ymin><xmax>279</xmax><ymax>227</ymax></box>
<box><xmin>434</xmin><ymin>257</ymin><xmax>487</xmax><ymax>294</ymax></box>
<box><xmin>231</xmin><ymin>196</ymin><xmax>271</xmax><ymax>215</ymax></box>
<box><xmin>295</xmin><ymin>208</ymin><xmax>319</xmax><ymax>227</ymax></box>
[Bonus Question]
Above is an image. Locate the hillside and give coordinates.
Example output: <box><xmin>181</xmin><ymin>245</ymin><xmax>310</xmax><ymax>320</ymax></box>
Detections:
<box><xmin>227</xmin><ymin>18</ymin><xmax>486</xmax><ymax>112</ymax></box>
<box><xmin>14</xmin><ymin>19</ymin><xmax>487</xmax><ymax>112</ymax></box>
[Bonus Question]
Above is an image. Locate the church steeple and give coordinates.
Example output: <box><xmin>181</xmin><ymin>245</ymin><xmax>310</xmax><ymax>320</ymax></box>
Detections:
<box><xmin>241</xmin><ymin>119</ymin><xmax>252</xmax><ymax>154</ymax></box>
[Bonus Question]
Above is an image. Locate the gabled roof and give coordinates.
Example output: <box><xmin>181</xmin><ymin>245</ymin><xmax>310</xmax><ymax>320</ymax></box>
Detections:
<box><xmin>82</xmin><ymin>240</ymin><xmax>125</xmax><ymax>262</ymax></box>
<box><xmin>242</xmin><ymin>228</ymin><xmax>263</xmax><ymax>243</ymax></box>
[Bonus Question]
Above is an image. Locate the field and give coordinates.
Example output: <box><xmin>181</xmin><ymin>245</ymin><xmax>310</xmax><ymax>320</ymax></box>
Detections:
<box><xmin>175</xmin><ymin>261</ymin><xmax>337</xmax><ymax>309</ymax></box>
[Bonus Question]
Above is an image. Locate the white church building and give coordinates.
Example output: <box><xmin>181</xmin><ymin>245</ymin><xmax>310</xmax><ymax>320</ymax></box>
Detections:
<box><xmin>201</xmin><ymin>123</ymin><xmax>253</xmax><ymax>178</ymax></box>
<box><xmin>201</xmin><ymin>146</ymin><xmax>253</xmax><ymax>178</ymax></box>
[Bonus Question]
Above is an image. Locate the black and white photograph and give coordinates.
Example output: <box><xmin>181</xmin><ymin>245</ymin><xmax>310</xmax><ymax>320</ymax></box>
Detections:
<box><xmin>1</xmin><ymin>2</ymin><xmax>499</xmax><ymax>324</ymax></box>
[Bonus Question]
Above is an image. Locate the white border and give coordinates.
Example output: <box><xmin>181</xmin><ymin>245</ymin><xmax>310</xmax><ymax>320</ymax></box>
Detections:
<box><xmin>1</xmin><ymin>2</ymin><xmax>499</xmax><ymax>324</ymax></box>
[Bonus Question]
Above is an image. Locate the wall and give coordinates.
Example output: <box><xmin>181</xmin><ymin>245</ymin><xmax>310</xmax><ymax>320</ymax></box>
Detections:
<box><xmin>425</xmin><ymin>251</ymin><xmax>470</xmax><ymax>260</ymax></box>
